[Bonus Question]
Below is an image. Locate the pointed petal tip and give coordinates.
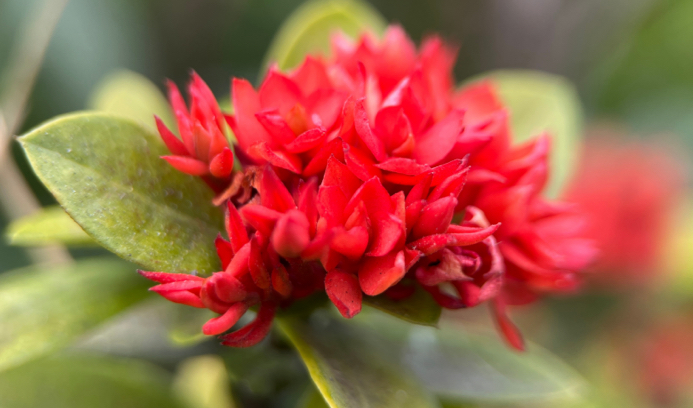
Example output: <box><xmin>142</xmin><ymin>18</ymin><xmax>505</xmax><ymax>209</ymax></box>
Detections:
<box><xmin>210</xmin><ymin>146</ymin><xmax>234</xmax><ymax>178</ymax></box>
<box><xmin>161</xmin><ymin>155</ymin><xmax>209</xmax><ymax>176</ymax></box>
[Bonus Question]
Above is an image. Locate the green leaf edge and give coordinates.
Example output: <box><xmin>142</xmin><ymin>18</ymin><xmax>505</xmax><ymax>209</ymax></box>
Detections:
<box><xmin>87</xmin><ymin>69</ymin><xmax>175</xmax><ymax>131</ymax></box>
<box><xmin>262</xmin><ymin>0</ymin><xmax>387</xmax><ymax>71</ymax></box>
<box><xmin>277</xmin><ymin>315</ymin><xmax>441</xmax><ymax>408</ymax></box>
<box><xmin>6</xmin><ymin>205</ymin><xmax>96</xmax><ymax>247</ymax></box>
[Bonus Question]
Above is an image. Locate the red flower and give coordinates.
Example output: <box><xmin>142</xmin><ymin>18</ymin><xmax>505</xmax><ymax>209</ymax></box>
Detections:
<box><xmin>564</xmin><ymin>133</ymin><xmax>685</xmax><ymax>288</ymax></box>
<box><xmin>139</xmin><ymin>171</ymin><xmax>325</xmax><ymax>347</ymax></box>
<box><xmin>141</xmin><ymin>25</ymin><xmax>595</xmax><ymax>350</ymax></box>
<box><xmin>316</xmin><ymin>156</ymin><xmax>500</xmax><ymax>318</ymax></box>
<box><xmin>226</xmin><ymin>59</ymin><xmax>347</xmax><ymax>175</ymax></box>
<box><xmin>321</xmin><ymin>28</ymin><xmax>596</xmax><ymax>348</ymax></box>
<box><xmin>451</xmin><ymin>83</ymin><xmax>597</xmax><ymax>302</ymax></box>
<box><xmin>415</xmin><ymin>206</ymin><xmax>505</xmax><ymax>311</ymax></box>
<box><xmin>157</xmin><ymin>72</ymin><xmax>234</xmax><ymax>193</ymax></box>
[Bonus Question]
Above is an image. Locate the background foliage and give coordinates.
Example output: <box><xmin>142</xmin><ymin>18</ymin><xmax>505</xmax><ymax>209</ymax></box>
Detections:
<box><xmin>1</xmin><ymin>0</ymin><xmax>693</xmax><ymax>407</ymax></box>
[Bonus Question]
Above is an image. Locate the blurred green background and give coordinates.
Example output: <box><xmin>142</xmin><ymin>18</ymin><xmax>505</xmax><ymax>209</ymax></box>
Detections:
<box><xmin>2</xmin><ymin>1</ymin><xmax>693</xmax><ymax>407</ymax></box>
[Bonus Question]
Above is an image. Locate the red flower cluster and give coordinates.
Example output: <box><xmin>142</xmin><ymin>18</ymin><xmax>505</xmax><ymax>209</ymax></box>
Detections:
<box><xmin>564</xmin><ymin>132</ymin><xmax>685</xmax><ymax>288</ymax></box>
<box><xmin>142</xmin><ymin>25</ymin><xmax>595</xmax><ymax>349</ymax></box>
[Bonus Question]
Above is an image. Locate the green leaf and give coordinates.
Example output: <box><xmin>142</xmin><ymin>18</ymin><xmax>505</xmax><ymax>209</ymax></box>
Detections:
<box><xmin>19</xmin><ymin>112</ymin><xmax>224</xmax><ymax>274</ymax></box>
<box><xmin>364</xmin><ymin>313</ymin><xmax>587</xmax><ymax>405</ymax></box>
<box><xmin>278</xmin><ymin>312</ymin><xmax>441</xmax><ymax>408</ymax></box>
<box><xmin>363</xmin><ymin>286</ymin><xmax>441</xmax><ymax>327</ymax></box>
<box><xmin>6</xmin><ymin>205</ymin><xmax>96</xmax><ymax>246</ymax></box>
<box><xmin>0</xmin><ymin>258</ymin><xmax>149</xmax><ymax>373</ymax></box>
<box><xmin>0</xmin><ymin>353</ymin><xmax>187</xmax><ymax>408</ymax></box>
<box><xmin>87</xmin><ymin>69</ymin><xmax>175</xmax><ymax>132</ymax></box>
<box><xmin>470</xmin><ymin>70</ymin><xmax>584</xmax><ymax>198</ymax></box>
<box><xmin>438</xmin><ymin>401</ymin><xmax>478</xmax><ymax>408</ymax></box>
<box><xmin>297</xmin><ymin>389</ymin><xmax>331</xmax><ymax>408</ymax></box>
<box><xmin>222</xmin><ymin>341</ymin><xmax>307</xmax><ymax>397</ymax></box>
<box><xmin>173</xmin><ymin>355</ymin><xmax>235</xmax><ymax>408</ymax></box>
<box><xmin>263</xmin><ymin>0</ymin><xmax>387</xmax><ymax>71</ymax></box>
<box><xmin>167</xmin><ymin>307</ymin><xmax>216</xmax><ymax>346</ymax></box>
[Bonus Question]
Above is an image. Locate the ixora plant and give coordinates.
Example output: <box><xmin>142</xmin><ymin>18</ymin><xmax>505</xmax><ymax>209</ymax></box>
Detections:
<box><xmin>3</xmin><ymin>1</ymin><xmax>594</xmax><ymax>407</ymax></box>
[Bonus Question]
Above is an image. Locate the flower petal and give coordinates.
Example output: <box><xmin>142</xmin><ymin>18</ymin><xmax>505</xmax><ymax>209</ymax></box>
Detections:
<box><xmin>226</xmin><ymin>201</ymin><xmax>250</xmax><ymax>252</ymax></box>
<box><xmin>215</xmin><ymin>235</ymin><xmax>234</xmax><ymax>270</ymax></box>
<box><xmin>209</xmin><ymin>146</ymin><xmax>234</xmax><ymax>178</ymax></box>
<box><xmin>412</xmin><ymin>196</ymin><xmax>457</xmax><ymax>239</ymax></box>
<box><xmin>211</xmin><ymin>273</ymin><xmax>248</xmax><ymax>303</ymax></box>
<box><xmin>220</xmin><ymin>302</ymin><xmax>276</xmax><ymax>347</ymax></box>
<box><xmin>255</xmin><ymin>109</ymin><xmax>296</xmax><ymax>144</ymax></box>
<box><xmin>359</xmin><ymin>250</ymin><xmax>406</xmax><ymax>296</ymax></box>
<box><xmin>138</xmin><ymin>270</ymin><xmax>204</xmax><ymax>284</ymax></box>
<box><xmin>155</xmin><ymin>116</ymin><xmax>189</xmax><ymax>156</ymax></box>
<box><xmin>271</xmin><ymin>263</ymin><xmax>293</xmax><ymax>298</ymax></box>
<box><xmin>414</xmin><ymin>109</ymin><xmax>465</xmax><ymax>165</ymax></box>
<box><xmin>325</xmin><ymin>269</ymin><xmax>362</xmax><ymax>318</ymax></box>
<box><xmin>284</xmin><ymin>128</ymin><xmax>326</xmax><ymax>153</ymax></box>
<box><xmin>249</xmin><ymin>234</ymin><xmax>271</xmax><ymax>290</ymax></box>
<box><xmin>231</xmin><ymin>78</ymin><xmax>272</xmax><ymax>151</ymax></box>
<box><xmin>248</xmin><ymin>142</ymin><xmax>302</xmax><ymax>174</ymax></box>
<box><xmin>259</xmin><ymin>165</ymin><xmax>296</xmax><ymax>213</ymax></box>
<box><xmin>203</xmin><ymin>302</ymin><xmax>249</xmax><ymax>335</ymax></box>
<box><xmin>272</xmin><ymin>209</ymin><xmax>311</xmax><ymax>258</ymax></box>
<box><xmin>331</xmin><ymin>226</ymin><xmax>369</xmax><ymax>260</ymax></box>
<box><xmin>491</xmin><ymin>300</ymin><xmax>525</xmax><ymax>351</ymax></box>
<box><xmin>161</xmin><ymin>156</ymin><xmax>209</xmax><ymax>176</ymax></box>
<box><xmin>353</xmin><ymin>98</ymin><xmax>387</xmax><ymax>161</ymax></box>
<box><xmin>259</xmin><ymin>70</ymin><xmax>303</xmax><ymax>116</ymax></box>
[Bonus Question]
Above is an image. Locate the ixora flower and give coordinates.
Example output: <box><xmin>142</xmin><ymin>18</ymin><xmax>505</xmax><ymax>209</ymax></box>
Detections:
<box><xmin>157</xmin><ymin>72</ymin><xmax>235</xmax><ymax>193</ymax></box>
<box><xmin>564</xmin><ymin>132</ymin><xmax>685</xmax><ymax>288</ymax></box>
<box><xmin>141</xmin><ymin>25</ymin><xmax>595</xmax><ymax>350</ymax></box>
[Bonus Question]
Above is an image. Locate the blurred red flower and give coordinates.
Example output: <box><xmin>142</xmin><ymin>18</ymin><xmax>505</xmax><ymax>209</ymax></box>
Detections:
<box><xmin>638</xmin><ymin>318</ymin><xmax>693</xmax><ymax>407</ymax></box>
<box><xmin>564</xmin><ymin>130</ymin><xmax>685</xmax><ymax>288</ymax></box>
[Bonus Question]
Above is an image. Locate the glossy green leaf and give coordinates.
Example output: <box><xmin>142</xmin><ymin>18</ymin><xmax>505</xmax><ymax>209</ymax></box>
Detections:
<box><xmin>470</xmin><ymin>70</ymin><xmax>583</xmax><ymax>198</ymax></box>
<box><xmin>19</xmin><ymin>112</ymin><xmax>223</xmax><ymax>274</ymax></box>
<box><xmin>263</xmin><ymin>0</ymin><xmax>387</xmax><ymax>71</ymax></box>
<box><xmin>0</xmin><ymin>354</ymin><xmax>187</xmax><ymax>408</ymax></box>
<box><xmin>0</xmin><ymin>258</ymin><xmax>149</xmax><ymax>372</ymax></box>
<box><xmin>278</xmin><ymin>312</ymin><xmax>441</xmax><ymax>408</ymax></box>
<box><xmin>88</xmin><ymin>69</ymin><xmax>174</xmax><ymax>132</ymax></box>
<box><xmin>6</xmin><ymin>205</ymin><xmax>95</xmax><ymax>246</ymax></box>
<box><xmin>363</xmin><ymin>286</ymin><xmax>441</xmax><ymax>327</ymax></box>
